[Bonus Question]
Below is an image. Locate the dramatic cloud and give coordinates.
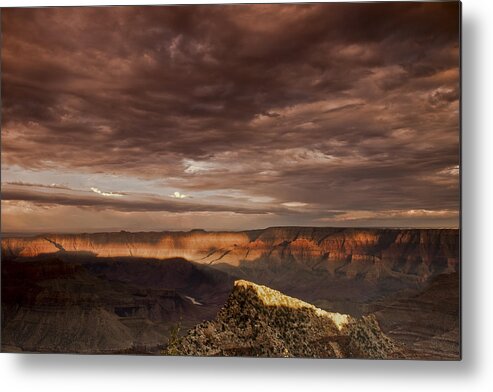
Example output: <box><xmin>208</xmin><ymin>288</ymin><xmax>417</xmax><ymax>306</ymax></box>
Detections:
<box><xmin>2</xmin><ymin>183</ymin><xmax>278</xmax><ymax>214</ymax></box>
<box><xmin>1</xmin><ymin>2</ymin><xmax>460</xmax><ymax>233</ymax></box>
<box><xmin>91</xmin><ymin>187</ymin><xmax>124</xmax><ymax>197</ymax></box>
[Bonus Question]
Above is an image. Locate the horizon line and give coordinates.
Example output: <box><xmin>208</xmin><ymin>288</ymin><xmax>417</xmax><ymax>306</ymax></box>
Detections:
<box><xmin>1</xmin><ymin>225</ymin><xmax>461</xmax><ymax>237</ymax></box>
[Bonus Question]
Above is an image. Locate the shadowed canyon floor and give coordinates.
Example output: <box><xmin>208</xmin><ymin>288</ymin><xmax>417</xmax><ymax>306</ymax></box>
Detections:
<box><xmin>1</xmin><ymin>227</ymin><xmax>460</xmax><ymax>359</ymax></box>
<box><xmin>1</xmin><ymin>255</ymin><xmax>233</xmax><ymax>353</ymax></box>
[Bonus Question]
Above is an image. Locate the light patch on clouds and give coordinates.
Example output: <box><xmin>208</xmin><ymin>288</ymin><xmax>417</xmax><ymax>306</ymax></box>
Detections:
<box><xmin>251</xmin><ymin>98</ymin><xmax>364</xmax><ymax>126</ymax></box>
<box><xmin>280</xmin><ymin>148</ymin><xmax>336</xmax><ymax>166</ymax></box>
<box><xmin>438</xmin><ymin>165</ymin><xmax>460</xmax><ymax>176</ymax></box>
<box><xmin>421</xmin><ymin>165</ymin><xmax>460</xmax><ymax>187</ymax></box>
<box><xmin>184</xmin><ymin>159</ymin><xmax>217</xmax><ymax>174</ymax></box>
<box><xmin>170</xmin><ymin>191</ymin><xmax>188</xmax><ymax>199</ymax></box>
<box><xmin>390</xmin><ymin>128</ymin><xmax>416</xmax><ymax>140</ymax></box>
<box><xmin>6</xmin><ymin>181</ymin><xmax>70</xmax><ymax>190</ymax></box>
<box><xmin>405</xmin><ymin>209</ymin><xmax>453</xmax><ymax>217</ymax></box>
<box><xmin>318</xmin><ymin>209</ymin><xmax>458</xmax><ymax>222</ymax></box>
<box><xmin>90</xmin><ymin>187</ymin><xmax>124</xmax><ymax>197</ymax></box>
<box><xmin>248</xmin><ymin>196</ymin><xmax>276</xmax><ymax>203</ymax></box>
<box><xmin>282</xmin><ymin>202</ymin><xmax>308</xmax><ymax>208</ymax></box>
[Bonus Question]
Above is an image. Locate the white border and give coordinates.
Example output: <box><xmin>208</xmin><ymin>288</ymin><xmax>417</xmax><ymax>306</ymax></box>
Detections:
<box><xmin>2</xmin><ymin>1</ymin><xmax>492</xmax><ymax>391</ymax></box>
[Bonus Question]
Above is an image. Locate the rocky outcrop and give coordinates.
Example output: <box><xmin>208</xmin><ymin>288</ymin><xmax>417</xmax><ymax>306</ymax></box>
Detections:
<box><xmin>166</xmin><ymin>280</ymin><xmax>400</xmax><ymax>358</ymax></box>
<box><xmin>2</xmin><ymin>227</ymin><xmax>460</xmax><ymax>283</ymax></box>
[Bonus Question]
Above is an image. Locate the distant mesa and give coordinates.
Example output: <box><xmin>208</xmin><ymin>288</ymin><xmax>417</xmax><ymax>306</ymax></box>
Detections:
<box><xmin>1</xmin><ymin>227</ymin><xmax>460</xmax><ymax>284</ymax></box>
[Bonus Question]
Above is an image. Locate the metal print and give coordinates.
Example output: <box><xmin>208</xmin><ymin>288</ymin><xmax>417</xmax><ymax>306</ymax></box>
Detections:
<box><xmin>0</xmin><ymin>2</ymin><xmax>461</xmax><ymax>359</ymax></box>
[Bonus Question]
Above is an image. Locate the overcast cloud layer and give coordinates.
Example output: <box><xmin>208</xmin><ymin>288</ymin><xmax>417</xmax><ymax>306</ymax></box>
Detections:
<box><xmin>1</xmin><ymin>3</ymin><xmax>460</xmax><ymax>233</ymax></box>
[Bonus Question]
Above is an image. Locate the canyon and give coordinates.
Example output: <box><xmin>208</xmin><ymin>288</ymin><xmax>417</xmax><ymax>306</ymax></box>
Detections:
<box><xmin>2</xmin><ymin>228</ymin><xmax>459</xmax><ymax>277</ymax></box>
<box><xmin>1</xmin><ymin>227</ymin><xmax>460</xmax><ymax>358</ymax></box>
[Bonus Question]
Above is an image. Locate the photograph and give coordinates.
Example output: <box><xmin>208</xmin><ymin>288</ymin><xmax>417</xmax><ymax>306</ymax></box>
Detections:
<box><xmin>1</xmin><ymin>1</ymin><xmax>460</xmax><ymax>360</ymax></box>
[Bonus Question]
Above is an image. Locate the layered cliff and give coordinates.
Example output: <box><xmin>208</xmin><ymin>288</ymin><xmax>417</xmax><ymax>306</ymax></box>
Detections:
<box><xmin>2</xmin><ymin>227</ymin><xmax>459</xmax><ymax>283</ymax></box>
<box><xmin>1</xmin><ymin>227</ymin><xmax>460</xmax><ymax>357</ymax></box>
<box><xmin>166</xmin><ymin>280</ymin><xmax>400</xmax><ymax>358</ymax></box>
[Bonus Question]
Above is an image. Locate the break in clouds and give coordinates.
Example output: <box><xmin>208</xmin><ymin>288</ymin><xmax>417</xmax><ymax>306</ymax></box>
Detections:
<box><xmin>1</xmin><ymin>2</ymin><xmax>460</xmax><ymax>233</ymax></box>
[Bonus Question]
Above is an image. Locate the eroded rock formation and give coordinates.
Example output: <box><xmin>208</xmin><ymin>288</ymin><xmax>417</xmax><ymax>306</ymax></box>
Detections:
<box><xmin>167</xmin><ymin>280</ymin><xmax>400</xmax><ymax>358</ymax></box>
<box><xmin>2</xmin><ymin>227</ymin><xmax>459</xmax><ymax>283</ymax></box>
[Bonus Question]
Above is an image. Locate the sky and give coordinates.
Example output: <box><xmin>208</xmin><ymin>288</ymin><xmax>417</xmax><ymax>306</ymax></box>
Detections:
<box><xmin>1</xmin><ymin>2</ymin><xmax>460</xmax><ymax>233</ymax></box>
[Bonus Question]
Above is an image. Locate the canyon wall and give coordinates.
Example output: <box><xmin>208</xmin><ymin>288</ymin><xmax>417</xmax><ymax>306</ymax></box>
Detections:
<box><xmin>2</xmin><ymin>227</ymin><xmax>459</xmax><ymax>282</ymax></box>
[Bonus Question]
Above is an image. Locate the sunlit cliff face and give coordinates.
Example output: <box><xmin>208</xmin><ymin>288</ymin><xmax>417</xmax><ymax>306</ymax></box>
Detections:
<box><xmin>1</xmin><ymin>3</ymin><xmax>460</xmax><ymax>233</ymax></box>
<box><xmin>234</xmin><ymin>280</ymin><xmax>351</xmax><ymax>331</ymax></box>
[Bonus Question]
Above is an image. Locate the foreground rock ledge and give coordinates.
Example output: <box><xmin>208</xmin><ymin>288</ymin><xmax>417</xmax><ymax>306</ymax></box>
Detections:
<box><xmin>164</xmin><ymin>280</ymin><xmax>401</xmax><ymax>358</ymax></box>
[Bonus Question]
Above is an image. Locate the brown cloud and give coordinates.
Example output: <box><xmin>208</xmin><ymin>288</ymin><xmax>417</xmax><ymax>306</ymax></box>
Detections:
<box><xmin>1</xmin><ymin>3</ymin><xmax>460</xmax><ymax>231</ymax></box>
<box><xmin>1</xmin><ymin>183</ymin><xmax>278</xmax><ymax>215</ymax></box>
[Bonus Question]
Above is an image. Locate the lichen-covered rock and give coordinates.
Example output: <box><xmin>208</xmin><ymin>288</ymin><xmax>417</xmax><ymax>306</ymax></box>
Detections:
<box><xmin>346</xmin><ymin>315</ymin><xmax>397</xmax><ymax>359</ymax></box>
<box><xmin>165</xmin><ymin>280</ymin><xmax>400</xmax><ymax>358</ymax></box>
